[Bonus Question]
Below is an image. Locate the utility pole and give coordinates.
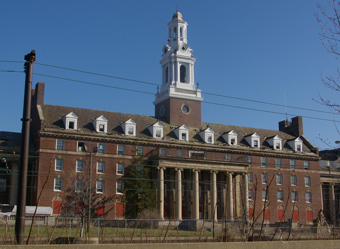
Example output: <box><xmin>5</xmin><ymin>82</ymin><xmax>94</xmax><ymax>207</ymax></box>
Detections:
<box><xmin>15</xmin><ymin>50</ymin><xmax>35</xmax><ymax>245</ymax></box>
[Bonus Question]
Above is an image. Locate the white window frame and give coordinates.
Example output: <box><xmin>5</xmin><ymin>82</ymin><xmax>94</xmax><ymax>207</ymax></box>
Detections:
<box><xmin>136</xmin><ymin>146</ymin><xmax>144</xmax><ymax>156</ymax></box>
<box><xmin>55</xmin><ymin>159</ymin><xmax>64</xmax><ymax>171</ymax></box>
<box><xmin>290</xmin><ymin>160</ymin><xmax>296</xmax><ymax>169</ymax></box>
<box><xmin>261</xmin><ymin>173</ymin><xmax>268</xmax><ymax>184</ymax></box>
<box><xmin>291</xmin><ymin>175</ymin><xmax>297</xmax><ymax>186</ymax></box>
<box><xmin>97</xmin><ymin>143</ymin><xmax>105</xmax><ymax>154</ymax></box>
<box><xmin>54</xmin><ymin>178</ymin><xmax>63</xmax><ymax>192</ymax></box>
<box><xmin>97</xmin><ymin>161</ymin><xmax>105</xmax><ymax>174</ymax></box>
<box><xmin>304</xmin><ymin>161</ymin><xmax>310</xmax><ymax>170</ymax></box>
<box><xmin>292</xmin><ymin>191</ymin><xmax>298</xmax><ymax>202</ymax></box>
<box><xmin>77</xmin><ymin>141</ymin><xmax>86</xmax><ymax>152</ymax></box>
<box><xmin>306</xmin><ymin>192</ymin><xmax>312</xmax><ymax>203</ymax></box>
<box><xmin>277</xmin><ymin>190</ymin><xmax>284</xmax><ymax>202</ymax></box>
<box><xmin>56</xmin><ymin>139</ymin><xmax>65</xmax><ymax>150</ymax></box>
<box><xmin>116</xmin><ymin>182</ymin><xmax>124</xmax><ymax>194</ymax></box>
<box><xmin>248</xmin><ymin>172</ymin><xmax>253</xmax><ymax>183</ymax></box>
<box><xmin>117</xmin><ymin>145</ymin><xmax>125</xmax><ymax>155</ymax></box>
<box><xmin>117</xmin><ymin>163</ymin><xmax>125</xmax><ymax>175</ymax></box>
<box><xmin>261</xmin><ymin>157</ymin><xmax>267</xmax><ymax>167</ymax></box>
<box><xmin>96</xmin><ymin>180</ymin><xmax>104</xmax><ymax>193</ymax></box>
<box><xmin>76</xmin><ymin>160</ymin><xmax>85</xmax><ymax>172</ymax></box>
<box><xmin>262</xmin><ymin>189</ymin><xmax>268</xmax><ymax>201</ymax></box>
<box><xmin>304</xmin><ymin>176</ymin><xmax>311</xmax><ymax>187</ymax></box>
<box><xmin>276</xmin><ymin>174</ymin><xmax>283</xmax><ymax>185</ymax></box>
<box><xmin>276</xmin><ymin>158</ymin><xmax>282</xmax><ymax>168</ymax></box>
<box><xmin>248</xmin><ymin>189</ymin><xmax>254</xmax><ymax>200</ymax></box>
<box><xmin>75</xmin><ymin>179</ymin><xmax>84</xmax><ymax>192</ymax></box>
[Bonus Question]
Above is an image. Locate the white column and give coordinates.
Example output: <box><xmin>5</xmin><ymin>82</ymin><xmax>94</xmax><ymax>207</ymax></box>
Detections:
<box><xmin>235</xmin><ymin>174</ymin><xmax>241</xmax><ymax>218</ymax></box>
<box><xmin>171</xmin><ymin>61</ymin><xmax>175</xmax><ymax>85</ymax></box>
<box><xmin>175</xmin><ymin>168</ymin><xmax>183</xmax><ymax>220</ymax></box>
<box><xmin>242</xmin><ymin>173</ymin><xmax>249</xmax><ymax>221</ymax></box>
<box><xmin>330</xmin><ymin>183</ymin><xmax>336</xmax><ymax>223</ymax></box>
<box><xmin>320</xmin><ymin>184</ymin><xmax>324</xmax><ymax>210</ymax></box>
<box><xmin>158</xmin><ymin>167</ymin><xmax>165</xmax><ymax>219</ymax></box>
<box><xmin>193</xmin><ymin>169</ymin><xmax>200</xmax><ymax>220</ymax></box>
<box><xmin>210</xmin><ymin>171</ymin><xmax>217</xmax><ymax>221</ymax></box>
<box><xmin>227</xmin><ymin>172</ymin><xmax>234</xmax><ymax>221</ymax></box>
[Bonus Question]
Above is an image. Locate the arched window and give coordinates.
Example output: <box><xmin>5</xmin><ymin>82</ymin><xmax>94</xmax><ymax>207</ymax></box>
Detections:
<box><xmin>180</xmin><ymin>65</ymin><xmax>186</xmax><ymax>83</ymax></box>
<box><xmin>173</xmin><ymin>27</ymin><xmax>177</xmax><ymax>40</ymax></box>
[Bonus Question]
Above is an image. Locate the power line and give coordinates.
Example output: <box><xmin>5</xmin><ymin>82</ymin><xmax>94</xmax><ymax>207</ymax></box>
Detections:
<box><xmin>34</xmin><ymin>72</ymin><xmax>340</xmax><ymax>123</ymax></box>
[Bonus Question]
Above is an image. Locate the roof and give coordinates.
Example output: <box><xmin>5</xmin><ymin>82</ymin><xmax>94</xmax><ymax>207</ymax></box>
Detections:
<box><xmin>39</xmin><ymin>104</ymin><xmax>317</xmax><ymax>154</ymax></box>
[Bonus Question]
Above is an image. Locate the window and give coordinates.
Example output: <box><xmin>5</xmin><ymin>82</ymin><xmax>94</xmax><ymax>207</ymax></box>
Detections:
<box><xmin>261</xmin><ymin>157</ymin><xmax>267</xmax><ymax>167</ymax></box>
<box><xmin>177</xmin><ymin>150</ymin><xmax>184</xmax><ymax>157</ymax></box>
<box><xmin>275</xmin><ymin>142</ymin><xmax>281</xmax><ymax>150</ymax></box>
<box><xmin>128</xmin><ymin>126</ymin><xmax>134</xmax><ymax>135</ymax></box>
<box><xmin>231</xmin><ymin>138</ymin><xmax>236</xmax><ymax>145</ymax></box>
<box><xmin>56</xmin><ymin>140</ymin><xmax>65</xmax><ymax>150</ymax></box>
<box><xmin>0</xmin><ymin>179</ymin><xmax>6</xmax><ymax>192</ymax></box>
<box><xmin>304</xmin><ymin>176</ymin><xmax>311</xmax><ymax>187</ymax></box>
<box><xmin>276</xmin><ymin>159</ymin><xmax>282</xmax><ymax>168</ymax></box>
<box><xmin>291</xmin><ymin>175</ymin><xmax>297</xmax><ymax>186</ymax></box>
<box><xmin>180</xmin><ymin>65</ymin><xmax>186</xmax><ymax>83</ymax></box>
<box><xmin>248</xmin><ymin>189</ymin><xmax>254</xmax><ymax>200</ymax></box>
<box><xmin>262</xmin><ymin>189</ymin><xmax>269</xmax><ymax>201</ymax></box>
<box><xmin>117</xmin><ymin>163</ymin><xmax>125</xmax><ymax>175</ymax></box>
<box><xmin>75</xmin><ymin>180</ymin><xmax>84</xmax><ymax>192</ymax></box>
<box><xmin>96</xmin><ymin>180</ymin><xmax>104</xmax><ymax>193</ymax></box>
<box><xmin>55</xmin><ymin>159</ymin><xmax>64</xmax><ymax>171</ymax></box>
<box><xmin>304</xmin><ymin>161</ymin><xmax>310</xmax><ymax>170</ymax></box>
<box><xmin>117</xmin><ymin>145</ymin><xmax>125</xmax><ymax>155</ymax></box>
<box><xmin>277</xmin><ymin>190</ymin><xmax>284</xmax><ymax>202</ymax></box>
<box><xmin>297</xmin><ymin>144</ymin><xmax>302</xmax><ymax>152</ymax></box>
<box><xmin>306</xmin><ymin>192</ymin><xmax>312</xmax><ymax>203</ymax></box>
<box><xmin>76</xmin><ymin>160</ymin><xmax>85</xmax><ymax>172</ymax></box>
<box><xmin>290</xmin><ymin>160</ymin><xmax>296</xmax><ymax>169</ymax></box>
<box><xmin>155</xmin><ymin>129</ymin><xmax>162</xmax><ymax>138</ymax></box>
<box><xmin>181</xmin><ymin>132</ymin><xmax>187</xmax><ymax>141</ymax></box>
<box><xmin>248</xmin><ymin>172</ymin><xmax>253</xmax><ymax>183</ymax></box>
<box><xmin>54</xmin><ymin>178</ymin><xmax>63</xmax><ymax>191</ymax></box>
<box><xmin>97</xmin><ymin>143</ymin><xmax>105</xmax><ymax>154</ymax></box>
<box><xmin>97</xmin><ymin>161</ymin><xmax>105</xmax><ymax>174</ymax></box>
<box><xmin>276</xmin><ymin>174</ymin><xmax>283</xmax><ymax>185</ymax></box>
<box><xmin>116</xmin><ymin>182</ymin><xmax>124</xmax><ymax>194</ymax></box>
<box><xmin>77</xmin><ymin>141</ymin><xmax>86</xmax><ymax>152</ymax></box>
<box><xmin>160</xmin><ymin>148</ymin><xmax>167</xmax><ymax>156</ymax></box>
<box><xmin>247</xmin><ymin>156</ymin><xmax>252</xmax><ymax>165</ymax></box>
<box><xmin>136</xmin><ymin>146</ymin><xmax>144</xmax><ymax>156</ymax></box>
<box><xmin>226</xmin><ymin>154</ymin><xmax>232</xmax><ymax>161</ymax></box>
<box><xmin>292</xmin><ymin>191</ymin><xmax>298</xmax><ymax>202</ymax></box>
<box><xmin>69</xmin><ymin>121</ymin><xmax>75</xmax><ymax>129</ymax></box>
<box><xmin>99</xmin><ymin>124</ymin><xmax>105</xmax><ymax>132</ymax></box>
<box><xmin>262</xmin><ymin>173</ymin><xmax>268</xmax><ymax>184</ymax></box>
<box><xmin>254</xmin><ymin>140</ymin><xmax>259</xmax><ymax>147</ymax></box>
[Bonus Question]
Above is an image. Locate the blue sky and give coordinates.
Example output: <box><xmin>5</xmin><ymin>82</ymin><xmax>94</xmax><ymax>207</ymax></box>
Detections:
<box><xmin>1</xmin><ymin>0</ymin><xmax>339</xmax><ymax>150</ymax></box>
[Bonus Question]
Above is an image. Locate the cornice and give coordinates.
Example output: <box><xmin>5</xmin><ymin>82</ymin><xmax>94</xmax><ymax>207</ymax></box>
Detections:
<box><xmin>39</xmin><ymin>129</ymin><xmax>319</xmax><ymax>161</ymax></box>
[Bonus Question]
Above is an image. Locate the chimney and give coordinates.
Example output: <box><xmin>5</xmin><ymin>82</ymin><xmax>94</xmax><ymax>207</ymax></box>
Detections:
<box><xmin>278</xmin><ymin>116</ymin><xmax>303</xmax><ymax>136</ymax></box>
<box><xmin>32</xmin><ymin>82</ymin><xmax>45</xmax><ymax>106</ymax></box>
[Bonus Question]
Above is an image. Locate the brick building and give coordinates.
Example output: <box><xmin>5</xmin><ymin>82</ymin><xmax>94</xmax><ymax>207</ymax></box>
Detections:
<box><xmin>1</xmin><ymin>11</ymin><xmax>322</xmax><ymax>225</ymax></box>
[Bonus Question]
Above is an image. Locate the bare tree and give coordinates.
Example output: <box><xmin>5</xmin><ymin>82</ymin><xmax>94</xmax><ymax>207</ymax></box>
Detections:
<box><xmin>315</xmin><ymin>0</ymin><xmax>340</xmax><ymax>112</ymax></box>
<box><xmin>62</xmin><ymin>174</ymin><xmax>114</xmax><ymax>237</ymax></box>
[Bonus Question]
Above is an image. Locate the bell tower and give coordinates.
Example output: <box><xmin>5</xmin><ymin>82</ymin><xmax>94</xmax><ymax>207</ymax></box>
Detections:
<box><xmin>154</xmin><ymin>11</ymin><xmax>203</xmax><ymax>127</ymax></box>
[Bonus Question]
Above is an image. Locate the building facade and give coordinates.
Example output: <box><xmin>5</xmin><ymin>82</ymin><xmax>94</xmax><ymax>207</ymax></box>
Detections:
<box><xmin>1</xmin><ymin>12</ymin><xmax>322</xmax><ymax>225</ymax></box>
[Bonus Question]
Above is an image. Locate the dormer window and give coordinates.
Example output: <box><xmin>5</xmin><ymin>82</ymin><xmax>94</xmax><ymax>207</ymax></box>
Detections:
<box><xmin>121</xmin><ymin>119</ymin><xmax>136</xmax><ymax>136</ymax></box>
<box><xmin>198</xmin><ymin>127</ymin><xmax>214</xmax><ymax>144</ymax></box>
<box><xmin>148</xmin><ymin>121</ymin><xmax>164</xmax><ymax>139</ymax></box>
<box><xmin>222</xmin><ymin>130</ymin><xmax>238</xmax><ymax>146</ymax></box>
<box><xmin>266</xmin><ymin>135</ymin><xmax>282</xmax><ymax>150</ymax></box>
<box><xmin>63</xmin><ymin>112</ymin><xmax>78</xmax><ymax>130</ymax></box>
<box><xmin>244</xmin><ymin>133</ymin><xmax>261</xmax><ymax>148</ymax></box>
<box><xmin>92</xmin><ymin>115</ymin><xmax>108</xmax><ymax>133</ymax></box>
<box><xmin>287</xmin><ymin>137</ymin><xmax>303</xmax><ymax>152</ymax></box>
<box><xmin>174</xmin><ymin>125</ymin><xmax>189</xmax><ymax>141</ymax></box>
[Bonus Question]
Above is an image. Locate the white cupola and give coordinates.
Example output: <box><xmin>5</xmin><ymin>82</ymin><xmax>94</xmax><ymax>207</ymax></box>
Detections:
<box><xmin>155</xmin><ymin>11</ymin><xmax>202</xmax><ymax>105</ymax></box>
